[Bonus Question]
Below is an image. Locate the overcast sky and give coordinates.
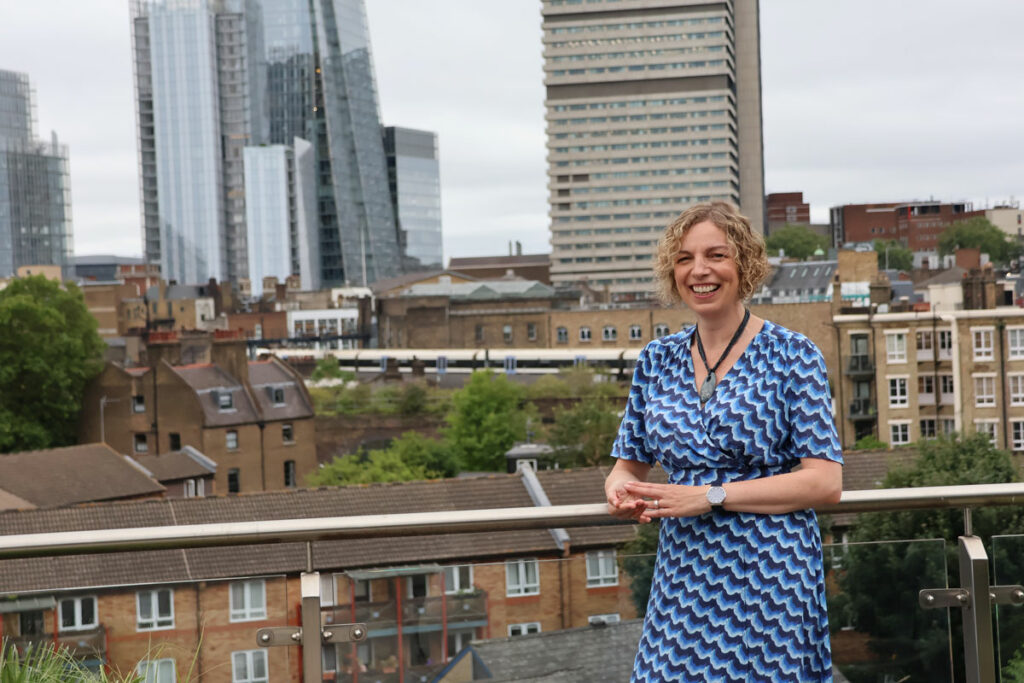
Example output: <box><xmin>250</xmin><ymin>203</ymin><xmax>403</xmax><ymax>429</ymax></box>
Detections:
<box><xmin>1</xmin><ymin>1</ymin><xmax>1022</xmax><ymax>261</ymax></box>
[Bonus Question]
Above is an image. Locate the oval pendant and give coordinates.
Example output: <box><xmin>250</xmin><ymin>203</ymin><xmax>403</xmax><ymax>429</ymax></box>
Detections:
<box><xmin>699</xmin><ymin>372</ymin><xmax>716</xmax><ymax>403</ymax></box>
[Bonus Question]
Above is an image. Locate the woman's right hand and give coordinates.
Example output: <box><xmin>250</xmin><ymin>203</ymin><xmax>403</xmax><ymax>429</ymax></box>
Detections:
<box><xmin>606</xmin><ymin>480</ymin><xmax>650</xmax><ymax>522</ymax></box>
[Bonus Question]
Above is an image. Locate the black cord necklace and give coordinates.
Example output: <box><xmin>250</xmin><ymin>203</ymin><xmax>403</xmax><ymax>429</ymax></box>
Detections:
<box><xmin>694</xmin><ymin>308</ymin><xmax>750</xmax><ymax>403</ymax></box>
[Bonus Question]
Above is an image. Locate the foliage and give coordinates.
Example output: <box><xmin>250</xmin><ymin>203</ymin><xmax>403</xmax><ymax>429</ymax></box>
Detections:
<box><xmin>938</xmin><ymin>216</ymin><xmax>1017</xmax><ymax>264</ymax></box>
<box><xmin>621</xmin><ymin>521</ymin><xmax>659</xmax><ymax>616</ymax></box>
<box><xmin>547</xmin><ymin>397</ymin><xmax>621</xmax><ymax>467</ymax></box>
<box><xmin>310</xmin><ymin>381</ymin><xmax>448</xmax><ymax>417</ymax></box>
<box><xmin>0</xmin><ymin>640</ymin><xmax>141</xmax><ymax>682</ymax></box>
<box><xmin>1004</xmin><ymin>644</ymin><xmax>1024</xmax><ymax>683</ymax></box>
<box><xmin>523</xmin><ymin>367</ymin><xmax>627</xmax><ymax>401</ymax></box>
<box><xmin>309</xmin><ymin>356</ymin><xmax>353</xmax><ymax>382</ymax></box>
<box><xmin>764</xmin><ymin>224</ymin><xmax>829</xmax><ymax>260</ymax></box>
<box><xmin>309</xmin><ymin>431</ymin><xmax>458</xmax><ymax>486</ymax></box>
<box><xmin>850</xmin><ymin>434</ymin><xmax>887</xmax><ymax>451</ymax></box>
<box><xmin>872</xmin><ymin>239</ymin><xmax>914</xmax><ymax>272</ymax></box>
<box><xmin>442</xmin><ymin>371</ymin><xmax>529</xmax><ymax>471</ymax></box>
<box><xmin>833</xmin><ymin>434</ymin><xmax>1024</xmax><ymax>681</ymax></box>
<box><xmin>0</xmin><ymin>276</ymin><xmax>105</xmax><ymax>452</ymax></box>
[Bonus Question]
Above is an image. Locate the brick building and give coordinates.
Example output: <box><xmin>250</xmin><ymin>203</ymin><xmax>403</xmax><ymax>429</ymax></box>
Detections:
<box><xmin>765</xmin><ymin>191</ymin><xmax>811</xmax><ymax>234</ymax></box>
<box><xmin>830</xmin><ymin>200</ymin><xmax>983</xmax><ymax>251</ymax></box>
<box><xmin>0</xmin><ymin>468</ymin><xmax>637</xmax><ymax>682</ymax></box>
<box><xmin>78</xmin><ymin>331</ymin><xmax>317</xmax><ymax>494</ymax></box>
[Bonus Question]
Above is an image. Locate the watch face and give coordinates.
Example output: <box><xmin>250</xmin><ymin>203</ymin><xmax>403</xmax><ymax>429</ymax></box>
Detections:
<box><xmin>707</xmin><ymin>486</ymin><xmax>726</xmax><ymax>505</ymax></box>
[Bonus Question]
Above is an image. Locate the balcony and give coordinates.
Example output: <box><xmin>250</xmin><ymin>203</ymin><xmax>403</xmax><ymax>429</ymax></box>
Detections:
<box><xmin>847</xmin><ymin>398</ymin><xmax>876</xmax><ymax>421</ymax></box>
<box><xmin>845</xmin><ymin>354</ymin><xmax>874</xmax><ymax>377</ymax></box>
<box><xmin>4</xmin><ymin>625</ymin><xmax>107</xmax><ymax>665</ymax></box>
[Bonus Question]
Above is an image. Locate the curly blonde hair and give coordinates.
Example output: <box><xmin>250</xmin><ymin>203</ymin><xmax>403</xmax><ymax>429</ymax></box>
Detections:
<box><xmin>653</xmin><ymin>201</ymin><xmax>770</xmax><ymax>305</ymax></box>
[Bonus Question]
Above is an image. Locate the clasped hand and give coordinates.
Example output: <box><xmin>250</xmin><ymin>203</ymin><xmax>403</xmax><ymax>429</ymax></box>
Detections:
<box><xmin>606</xmin><ymin>481</ymin><xmax>712</xmax><ymax>523</ymax></box>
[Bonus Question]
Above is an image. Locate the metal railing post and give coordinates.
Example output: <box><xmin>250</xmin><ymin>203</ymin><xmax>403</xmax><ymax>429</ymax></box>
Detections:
<box><xmin>300</xmin><ymin>571</ymin><xmax>323</xmax><ymax>683</ymax></box>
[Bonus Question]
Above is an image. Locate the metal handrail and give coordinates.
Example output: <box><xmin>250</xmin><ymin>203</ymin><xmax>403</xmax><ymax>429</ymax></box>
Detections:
<box><xmin>3</xmin><ymin>483</ymin><xmax>1024</xmax><ymax>560</ymax></box>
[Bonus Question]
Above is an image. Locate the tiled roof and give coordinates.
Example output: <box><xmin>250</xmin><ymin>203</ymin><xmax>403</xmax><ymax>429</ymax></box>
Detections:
<box><xmin>0</xmin><ymin>488</ymin><xmax>35</xmax><ymax>512</ymax></box>
<box><xmin>402</xmin><ymin>281</ymin><xmax>555</xmax><ymax>300</ymax></box>
<box><xmin>369</xmin><ymin>270</ymin><xmax>478</xmax><ymax>295</ymax></box>
<box><xmin>131</xmin><ymin>446</ymin><xmax>216</xmax><ymax>481</ymax></box>
<box><xmin>247</xmin><ymin>359</ymin><xmax>314</xmax><ymax>420</ymax></box>
<box><xmin>448</xmin><ymin>254</ymin><xmax>550</xmax><ymax>269</ymax></box>
<box><xmin>0</xmin><ymin>444</ymin><xmax>165</xmax><ymax>509</ymax></box>
<box><xmin>171</xmin><ymin>364</ymin><xmax>260</xmax><ymax>427</ymax></box>
<box><xmin>0</xmin><ymin>469</ymin><xmax>634</xmax><ymax>594</ymax></box>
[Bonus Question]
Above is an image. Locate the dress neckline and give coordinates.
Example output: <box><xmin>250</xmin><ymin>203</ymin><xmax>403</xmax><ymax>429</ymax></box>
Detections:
<box><xmin>683</xmin><ymin>319</ymin><xmax>770</xmax><ymax>406</ymax></box>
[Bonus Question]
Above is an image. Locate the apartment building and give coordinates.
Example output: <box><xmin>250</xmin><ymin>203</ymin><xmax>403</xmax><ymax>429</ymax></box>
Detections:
<box><xmin>0</xmin><ymin>468</ymin><xmax>636</xmax><ymax>682</ymax></box>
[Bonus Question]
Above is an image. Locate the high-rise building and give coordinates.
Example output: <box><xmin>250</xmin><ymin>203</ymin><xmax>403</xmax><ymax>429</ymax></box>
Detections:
<box><xmin>383</xmin><ymin>126</ymin><xmax>443</xmax><ymax>270</ymax></box>
<box><xmin>542</xmin><ymin>0</ymin><xmax>765</xmax><ymax>299</ymax></box>
<box><xmin>131</xmin><ymin>0</ymin><xmax>401</xmax><ymax>288</ymax></box>
<box><xmin>0</xmin><ymin>69</ymin><xmax>73</xmax><ymax>279</ymax></box>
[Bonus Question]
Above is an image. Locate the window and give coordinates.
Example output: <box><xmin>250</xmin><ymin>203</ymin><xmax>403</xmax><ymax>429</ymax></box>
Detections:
<box><xmin>629</xmin><ymin>324</ymin><xmax>643</xmax><ymax>340</ymax></box>
<box><xmin>889</xmin><ymin>422</ymin><xmax>910</xmax><ymax>446</ymax></box>
<box><xmin>508</xmin><ymin>622</ymin><xmax>541</xmax><ymax>637</ymax></box>
<box><xmin>918</xmin><ymin>375</ymin><xmax>934</xmax><ymax>397</ymax></box>
<box><xmin>916</xmin><ymin>330</ymin><xmax>933</xmax><ymax>351</ymax></box>
<box><xmin>579</xmin><ymin>326</ymin><xmax>592</xmax><ymax>342</ymax></box>
<box><xmin>134</xmin><ymin>433</ymin><xmax>148</xmax><ymax>453</ymax></box>
<box><xmin>447</xmin><ymin>629</ymin><xmax>475</xmax><ymax>659</ymax></box>
<box><xmin>232</xmin><ymin>650</ymin><xmax>268</xmax><ymax>683</ymax></box>
<box><xmin>503</xmin><ymin>324</ymin><xmax>513</xmax><ymax>344</ymax></box>
<box><xmin>226</xmin><ymin>430</ymin><xmax>239</xmax><ymax>450</ymax></box>
<box><xmin>169</xmin><ymin>433</ymin><xmax>181</xmax><ymax>451</ymax></box>
<box><xmin>271</xmin><ymin>387</ymin><xmax>285</xmax><ymax>405</ymax></box>
<box><xmin>59</xmin><ymin>596</ymin><xmax>97</xmax><ymax>631</ymax></box>
<box><xmin>475</xmin><ymin>324</ymin><xmax>484</xmax><ymax>343</ymax></box>
<box><xmin>588</xmin><ymin>613</ymin><xmax>621</xmax><ymax>625</ymax></box>
<box><xmin>407</xmin><ymin>574</ymin><xmax>428</xmax><ymax>598</ymax></box>
<box><xmin>228</xmin><ymin>468</ymin><xmax>240</xmax><ymax>494</ymax></box>
<box><xmin>444</xmin><ymin>565</ymin><xmax>474</xmax><ymax>594</ymax></box>
<box><xmin>184</xmin><ymin>478</ymin><xmax>204</xmax><ymax>498</ymax></box>
<box><xmin>888</xmin><ymin>377</ymin><xmax>908</xmax><ymax>407</ymax></box>
<box><xmin>1011</xmin><ymin>375</ymin><xmax>1024</xmax><ymax>406</ymax></box>
<box><xmin>586</xmin><ymin>550</ymin><xmax>619</xmax><ymax>587</ymax></box>
<box><xmin>506</xmin><ymin>559</ymin><xmax>540</xmax><ymax>596</ymax></box>
<box><xmin>218</xmin><ymin>391</ymin><xmax>234</xmax><ymax>410</ymax></box>
<box><xmin>1013</xmin><ymin>421</ymin><xmax>1024</xmax><ymax>451</ymax></box>
<box><xmin>602</xmin><ymin>325</ymin><xmax>617</xmax><ymax>341</ymax></box>
<box><xmin>975</xmin><ymin>420</ymin><xmax>998</xmax><ymax>446</ymax></box>
<box><xmin>353</xmin><ymin>579</ymin><xmax>371</xmax><ymax>603</ymax></box>
<box><xmin>654</xmin><ymin>323</ymin><xmax>670</xmax><ymax>337</ymax></box>
<box><xmin>132</xmin><ymin>395</ymin><xmax>146</xmax><ymax>413</ymax></box>
<box><xmin>137</xmin><ymin>659</ymin><xmax>176</xmax><ymax>683</ymax></box>
<box><xmin>920</xmin><ymin>419</ymin><xmax>936</xmax><ymax>439</ymax></box>
<box><xmin>230</xmin><ymin>580</ymin><xmax>266</xmax><ymax>621</ymax></box>
<box><xmin>556</xmin><ymin>326</ymin><xmax>568</xmax><ymax>344</ymax></box>
<box><xmin>885</xmin><ymin>332</ymin><xmax>907</xmax><ymax>363</ymax></box>
<box><xmin>938</xmin><ymin>329</ymin><xmax>953</xmax><ymax>353</ymax></box>
<box><xmin>940</xmin><ymin>374</ymin><xmax>955</xmax><ymax>401</ymax></box>
<box><xmin>284</xmin><ymin>460</ymin><xmax>296</xmax><ymax>489</ymax></box>
<box><xmin>1009</xmin><ymin>328</ymin><xmax>1024</xmax><ymax>359</ymax></box>
<box><xmin>973</xmin><ymin>328</ymin><xmax>994</xmax><ymax>361</ymax></box>
<box><xmin>940</xmin><ymin>418</ymin><xmax>956</xmax><ymax>436</ymax></box>
<box><xmin>974</xmin><ymin>375</ymin><xmax>997</xmax><ymax>407</ymax></box>
<box><xmin>137</xmin><ymin>589</ymin><xmax>173</xmax><ymax>630</ymax></box>
<box><xmin>282</xmin><ymin>423</ymin><xmax>294</xmax><ymax>443</ymax></box>
<box><xmin>527</xmin><ymin>323</ymin><xmax>537</xmax><ymax>341</ymax></box>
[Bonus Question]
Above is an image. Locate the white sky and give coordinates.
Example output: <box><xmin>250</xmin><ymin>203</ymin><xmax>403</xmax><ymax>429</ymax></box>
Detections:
<box><xmin>1</xmin><ymin>0</ymin><xmax>1022</xmax><ymax>261</ymax></box>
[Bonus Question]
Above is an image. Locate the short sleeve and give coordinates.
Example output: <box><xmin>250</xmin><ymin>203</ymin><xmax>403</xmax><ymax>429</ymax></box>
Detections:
<box><xmin>611</xmin><ymin>342</ymin><xmax>656</xmax><ymax>465</ymax></box>
<box><xmin>783</xmin><ymin>337</ymin><xmax>843</xmax><ymax>464</ymax></box>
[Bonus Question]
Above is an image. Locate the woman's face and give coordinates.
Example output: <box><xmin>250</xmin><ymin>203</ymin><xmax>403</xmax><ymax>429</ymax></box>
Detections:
<box><xmin>672</xmin><ymin>220</ymin><xmax>741</xmax><ymax>315</ymax></box>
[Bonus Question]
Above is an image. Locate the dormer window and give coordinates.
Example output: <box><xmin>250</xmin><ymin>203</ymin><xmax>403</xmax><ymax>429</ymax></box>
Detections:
<box><xmin>218</xmin><ymin>391</ymin><xmax>233</xmax><ymax>410</ymax></box>
<box><xmin>271</xmin><ymin>387</ymin><xmax>285</xmax><ymax>406</ymax></box>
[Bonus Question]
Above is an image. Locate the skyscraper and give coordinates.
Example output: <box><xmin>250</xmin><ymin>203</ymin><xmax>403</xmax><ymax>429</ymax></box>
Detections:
<box><xmin>542</xmin><ymin>0</ymin><xmax>765</xmax><ymax>299</ymax></box>
<box><xmin>131</xmin><ymin>0</ymin><xmax>401</xmax><ymax>288</ymax></box>
<box><xmin>383</xmin><ymin>126</ymin><xmax>443</xmax><ymax>270</ymax></box>
<box><xmin>0</xmin><ymin>69</ymin><xmax>73</xmax><ymax>279</ymax></box>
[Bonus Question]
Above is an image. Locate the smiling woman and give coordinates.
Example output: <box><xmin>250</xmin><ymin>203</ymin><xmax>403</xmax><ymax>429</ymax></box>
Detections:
<box><xmin>605</xmin><ymin>201</ymin><xmax>843</xmax><ymax>682</ymax></box>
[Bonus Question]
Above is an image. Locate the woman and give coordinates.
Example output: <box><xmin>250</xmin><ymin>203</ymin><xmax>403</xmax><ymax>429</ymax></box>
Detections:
<box><xmin>606</xmin><ymin>202</ymin><xmax>843</xmax><ymax>682</ymax></box>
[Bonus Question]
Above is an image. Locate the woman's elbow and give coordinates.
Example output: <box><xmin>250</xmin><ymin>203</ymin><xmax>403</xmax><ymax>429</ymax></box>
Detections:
<box><xmin>821</xmin><ymin>470</ymin><xmax>843</xmax><ymax>505</ymax></box>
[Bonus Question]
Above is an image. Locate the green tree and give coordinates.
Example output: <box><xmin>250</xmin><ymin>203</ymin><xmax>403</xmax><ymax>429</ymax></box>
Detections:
<box><xmin>938</xmin><ymin>216</ymin><xmax>1017</xmax><ymax>264</ymax></box>
<box><xmin>442</xmin><ymin>371</ymin><xmax>528</xmax><ymax>471</ymax></box>
<box><xmin>308</xmin><ymin>432</ymin><xmax>456</xmax><ymax>486</ymax></box>
<box><xmin>0</xmin><ymin>276</ymin><xmax>104</xmax><ymax>452</ymax></box>
<box><xmin>764</xmin><ymin>224</ymin><xmax>829</xmax><ymax>260</ymax></box>
<box><xmin>873</xmin><ymin>239</ymin><xmax>913</xmax><ymax>271</ymax></box>
<box><xmin>547</xmin><ymin>397</ymin><xmax>621</xmax><ymax>467</ymax></box>
<box><xmin>621</xmin><ymin>521</ymin><xmax>659</xmax><ymax>616</ymax></box>
<box><xmin>310</xmin><ymin>356</ymin><xmax>352</xmax><ymax>382</ymax></box>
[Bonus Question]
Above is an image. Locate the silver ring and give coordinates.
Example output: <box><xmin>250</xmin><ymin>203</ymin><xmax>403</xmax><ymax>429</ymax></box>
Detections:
<box><xmin>652</xmin><ymin>500</ymin><xmax>659</xmax><ymax>510</ymax></box>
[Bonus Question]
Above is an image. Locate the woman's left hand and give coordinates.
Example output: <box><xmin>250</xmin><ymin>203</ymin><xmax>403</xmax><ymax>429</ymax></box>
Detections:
<box><xmin>622</xmin><ymin>481</ymin><xmax>711</xmax><ymax>520</ymax></box>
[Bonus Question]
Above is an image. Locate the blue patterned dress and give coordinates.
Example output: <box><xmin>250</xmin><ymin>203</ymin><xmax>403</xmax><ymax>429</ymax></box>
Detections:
<box><xmin>612</xmin><ymin>321</ymin><xmax>843</xmax><ymax>682</ymax></box>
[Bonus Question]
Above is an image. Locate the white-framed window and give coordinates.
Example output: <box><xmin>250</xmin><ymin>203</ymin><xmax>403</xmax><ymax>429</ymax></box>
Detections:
<box><xmin>505</xmin><ymin>559</ymin><xmax>540</xmax><ymax>597</ymax></box>
<box><xmin>444</xmin><ymin>565</ymin><xmax>474</xmax><ymax>594</ymax></box>
<box><xmin>585</xmin><ymin>550</ymin><xmax>619</xmax><ymax>587</ymax></box>
<box><xmin>940</xmin><ymin>418</ymin><xmax>956</xmax><ymax>436</ymax></box>
<box><xmin>885</xmin><ymin>331</ymin><xmax>907</xmax><ymax>363</ymax></box>
<box><xmin>1009</xmin><ymin>327</ymin><xmax>1024</xmax><ymax>359</ymax></box>
<box><xmin>508</xmin><ymin>622</ymin><xmax>541</xmax><ymax>637</ymax></box>
<box><xmin>579</xmin><ymin>326</ymin><xmax>592</xmax><ymax>342</ymax></box>
<box><xmin>654</xmin><ymin>323</ymin><xmax>670</xmax><ymax>337</ymax></box>
<box><xmin>940</xmin><ymin>374</ymin><xmax>955</xmax><ymax>403</ymax></box>
<box><xmin>588</xmin><ymin>613</ymin><xmax>621</xmax><ymax>625</ymax></box>
<box><xmin>602</xmin><ymin>325</ymin><xmax>617</xmax><ymax>341</ymax></box>
<box><xmin>628</xmin><ymin>324</ymin><xmax>643</xmax><ymax>340</ymax></box>
<box><xmin>916</xmin><ymin>330</ymin><xmax>933</xmax><ymax>352</ymax></box>
<box><xmin>918</xmin><ymin>375</ymin><xmax>935</xmax><ymax>404</ymax></box>
<box><xmin>133</xmin><ymin>395</ymin><xmax>146</xmax><ymax>413</ymax></box>
<box><xmin>973</xmin><ymin>327</ymin><xmax>995</xmax><ymax>361</ymax></box>
<box><xmin>888</xmin><ymin>377</ymin><xmax>908</xmax><ymax>408</ymax></box>
<box><xmin>59</xmin><ymin>596</ymin><xmax>97</xmax><ymax>632</ymax></box>
<box><xmin>503</xmin><ymin>324</ymin><xmax>513</xmax><ymax>344</ymax></box>
<box><xmin>556</xmin><ymin>327</ymin><xmax>568</xmax><ymax>344</ymax></box>
<box><xmin>447</xmin><ymin>629</ymin><xmax>475</xmax><ymax>660</ymax></box>
<box><xmin>1013</xmin><ymin>421</ymin><xmax>1024</xmax><ymax>452</ymax></box>
<box><xmin>974</xmin><ymin>420</ymin><xmax>998</xmax><ymax>445</ymax></box>
<box><xmin>229</xmin><ymin>580</ymin><xmax>266</xmax><ymax>622</ymax></box>
<box><xmin>920</xmin><ymin>418</ymin><xmax>936</xmax><ymax>439</ymax></box>
<box><xmin>226</xmin><ymin>430</ymin><xmax>239</xmax><ymax>450</ymax></box>
<box><xmin>1010</xmin><ymin>374</ymin><xmax>1024</xmax><ymax>406</ymax></box>
<box><xmin>184</xmin><ymin>478</ymin><xmax>205</xmax><ymax>498</ymax></box>
<box><xmin>232</xmin><ymin>650</ymin><xmax>268</xmax><ymax>683</ymax></box>
<box><xmin>137</xmin><ymin>588</ymin><xmax>174</xmax><ymax>630</ymax></box>
<box><xmin>218</xmin><ymin>391</ymin><xmax>234</xmax><ymax>411</ymax></box>
<box><xmin>527</xmin><ymin>323</ymin><xmax>537</xmax><ymax>341</ymax></box>
<box><xmin>271</xmin><ymin>387</ymin><xmax>285</xmax><ymax>406</ymax></box>
<box><xmin>973</xmin><ymin>374</ymin><xmax>997</xmax><ymax>407</ymax></box>
<box><xmin>134</xmin><ymin>433</ymin><xmax>148</xmax><ymax>453</ymax></box>
<box><xmin>282</xmin><ymin>423</ymin><xmax>294</xmax><ymax>443</ymax></box>
<box><xmin>137</xmin><ymin>659</ymin><xmax>176</xmax><ymax>683</ymax></box>
<box><xmin>889</xmin><ymin>421</ymin><xmax>910</xmax><ymax>446</ymax></box>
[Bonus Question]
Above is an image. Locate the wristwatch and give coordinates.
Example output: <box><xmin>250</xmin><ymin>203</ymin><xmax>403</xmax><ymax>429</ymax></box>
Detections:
<box><xmin>706</xmin><ymin>485</ymin><xmax>727</xmax><ymax>508</ymax></box>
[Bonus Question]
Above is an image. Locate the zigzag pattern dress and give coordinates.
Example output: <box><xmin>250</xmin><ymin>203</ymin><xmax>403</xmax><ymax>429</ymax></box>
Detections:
<box><xmin>612</xmin><ymin>321</ymin><xmax>842</xmax><ymax>682</ymax></box>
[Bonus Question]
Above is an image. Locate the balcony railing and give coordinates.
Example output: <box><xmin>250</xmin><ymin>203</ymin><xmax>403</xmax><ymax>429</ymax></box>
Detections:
<box><xmin>4</xmin><ymin>625</ymin><xmax>107</xmax><ymax>663</ymax></box>
<box><xmin>845</xmin><ymin>354</ymin><xmax>874</xmax><ymax>376</ymax></box>
<box><xmin>3</xmin><ymin>488</ymin><xmax>1024</xmax><ymax>683</ymax></box>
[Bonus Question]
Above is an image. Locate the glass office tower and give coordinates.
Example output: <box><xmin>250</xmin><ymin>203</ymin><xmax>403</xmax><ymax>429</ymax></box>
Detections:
<box><xmin>132</xmin><ymin>0</ymin><xmax>401</xmax><ymax>288</ymax></box>
<box><xmin>384</xmin><ymin>127</ymin><xmax>443</xmax><ymax>270</ymax></box>
<box><xmin>542</xmin><ymin>0</ymin><xmax>765</xmax><ymax>299</ymax></box>
<box><xmin>0</xmin><ymin>69</ymin><xmax>73</xmax><ymax>279</ymax></box>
